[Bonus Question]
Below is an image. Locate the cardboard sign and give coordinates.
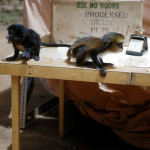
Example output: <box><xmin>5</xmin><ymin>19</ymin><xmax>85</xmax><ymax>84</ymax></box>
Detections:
<box><xmin>52</xmin><ymin>0</ymin><xmax>143</xmax><ymax>44</ymax></box>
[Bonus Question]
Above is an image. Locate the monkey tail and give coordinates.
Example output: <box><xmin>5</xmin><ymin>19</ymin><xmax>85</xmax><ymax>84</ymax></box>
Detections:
<box><xmin>41</xmin><ymin>42</ymin><xmax>71</xmax><ymax>47</ymax></box>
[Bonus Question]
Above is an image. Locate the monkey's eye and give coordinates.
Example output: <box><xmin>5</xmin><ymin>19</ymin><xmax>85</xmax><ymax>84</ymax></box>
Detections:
<box><xmin>118</xmin><ymin>43</ymin><xmax>123</xmax><ymax>49</ymax></box>
<box><xmin>9</xmin><ymin>30</ymin><xmax>14</xmax><ymax>35</ymax></box>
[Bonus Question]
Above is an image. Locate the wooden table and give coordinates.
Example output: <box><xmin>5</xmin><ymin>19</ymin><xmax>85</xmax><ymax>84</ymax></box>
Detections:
<box><xmin>0</xmin><ymin>47</ymin><xmax>150</xmax><ymax>150</ymax></box>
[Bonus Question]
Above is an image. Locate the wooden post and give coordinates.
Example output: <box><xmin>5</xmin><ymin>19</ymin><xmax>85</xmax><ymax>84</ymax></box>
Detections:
<box><xmin>59</xmin><ymin>80</ymin><xmax>64</xmax><ymax>137</ymax></box>
<box><xmin>11</xmin><ymin>76</ymin><xmax>21</xmax><ymax>150</ymax></box>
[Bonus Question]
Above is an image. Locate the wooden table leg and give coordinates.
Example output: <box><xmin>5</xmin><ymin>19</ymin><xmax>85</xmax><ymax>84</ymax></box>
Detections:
<box><xmin>11</xmin><ymin>76</ymin><xmax>21</xmax><ymax>150</ymax></box>
<box><xmin>59</xmin><ymin>80</ymin><xmax>64</xmax><ymax>137</ymax></box>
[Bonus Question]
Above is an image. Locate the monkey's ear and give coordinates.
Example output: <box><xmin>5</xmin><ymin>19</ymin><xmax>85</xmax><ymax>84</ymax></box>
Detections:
<box><xmin>19</xmin><ymin>34</ymin><xmax>26</xmax><ymax>41</ymax></box>
<box><xmin>105</xmin><ymin>40</ymin><xmax>112</xmax><ymax>48</ymax></box>
<box><xmin>102</xmin><ymin>40</ymin><xmax>111</xmax><ymax>50</ymax></box>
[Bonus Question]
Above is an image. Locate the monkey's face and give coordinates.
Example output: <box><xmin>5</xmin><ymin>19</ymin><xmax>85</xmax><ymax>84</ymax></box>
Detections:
<box><xmin>6</xmin><ymin>24</ymin><xmax>26</xmax><ymax>44</ymax></box>
<box><xmin>109</xmin><ymin>42</ymin><xmax>124</xmax><ymax>53</ymax></box>
<box><xmin>117</xmin><ymin>42</ymin><xmax>123</xmax><ymax>51</ymax></box>
<box><xmin>107</xmin><ymin>32</ymin><xmax>125</xmax><ymax>52</ymax></box>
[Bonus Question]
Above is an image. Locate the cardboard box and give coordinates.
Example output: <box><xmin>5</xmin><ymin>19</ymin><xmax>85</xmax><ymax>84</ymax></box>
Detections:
<box><xmin>52</xmin><ymin>0</ymin><xmax>143</xmax><ymax>44</ymax></box>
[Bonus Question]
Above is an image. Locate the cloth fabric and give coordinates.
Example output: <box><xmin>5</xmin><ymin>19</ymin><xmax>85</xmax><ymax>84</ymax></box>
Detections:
<box><xmin>23</xmin><ymin>0</ymin><xmax>51</xmax><ymax>42</ymax></box>
<box><xmin>23</xmin><ymin>0</ymin><xmax>150</xmax><ymax>149</ymax></box>
<box><xmin>143</xmin><ymin>0</ymin><xmax>150</xmax><ymax>36</ymax></box>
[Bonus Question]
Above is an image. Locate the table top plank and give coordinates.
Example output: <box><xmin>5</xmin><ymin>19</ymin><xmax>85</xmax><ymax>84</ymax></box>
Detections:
<box><xmin>0</xmin><ymin>47</ymin><xmax>150</xmax><ymax>86</ymax></box>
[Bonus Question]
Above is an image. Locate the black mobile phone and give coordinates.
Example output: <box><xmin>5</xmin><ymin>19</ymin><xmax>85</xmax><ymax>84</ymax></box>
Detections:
<box><xmin>126</xmin><ymin>35</ymin><xmax>148</xmax><ymax>56</ymax></box>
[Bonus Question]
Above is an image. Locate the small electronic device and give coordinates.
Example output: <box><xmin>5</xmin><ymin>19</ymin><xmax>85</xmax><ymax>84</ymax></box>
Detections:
<box><xmin>126</xmin><ymin>35</ymin><xmax>148</xmax><ymax>56</ymax></box>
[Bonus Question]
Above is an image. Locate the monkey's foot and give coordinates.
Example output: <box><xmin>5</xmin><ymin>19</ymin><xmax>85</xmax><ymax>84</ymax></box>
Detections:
<box><xmin>102</xmin><ymin>63</ymin><xmax>114</xmax><ymax>66</ymax></box>
<box><xmin>99</xmin><ymin>58</ymin><xmax>113</xmax><ymax>66</ymax></box>
<box><xmin>100</xmin><ymin>68</ymin><xmax>106</xmax><ymax>77</ymax></box>
<box><xmin>6</xmin><ymin>57</ymin><xmax>16</xmax><ymax>61</ymax></box>
<box><xmin>34</xmin><ymin>56</ymin><xmax>40</xmax><ymax>61</ymax></box>
<box><xmin>22</xmin><ymin>51</ymin><xmax>30</xmax><ymax>59</ymax></box>
<box><xmin>82</xmin><ymin>61</ymin><xmax>95</xmax><ymax>68</ymax></box>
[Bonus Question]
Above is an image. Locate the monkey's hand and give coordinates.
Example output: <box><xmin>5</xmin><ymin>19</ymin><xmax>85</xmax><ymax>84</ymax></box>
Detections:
<box><xmin>91</xmin><ymin>52</ymin><xmax>107</xmax><ymax>77</ymax></box>
<box><xmin>22</xmin><ymin>49</ymin><xmax>31</xmax><ymax>59</ymax></box>
<box><xmin>6</xmin><ymin>49</ymin><xmax>19</xmax><ymax>61</ymax></box>
<box><xmin>100</xmin><ymin>68</ymin><xmax>106</xmax><ymax>77</ymax></box>
<box><xmin>6</xmin><ymin>56</ymin><xmax>17</xmax><ymax>61</ymax></box>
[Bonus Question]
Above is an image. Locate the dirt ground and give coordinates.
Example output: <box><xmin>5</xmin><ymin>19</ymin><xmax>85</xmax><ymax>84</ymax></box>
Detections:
<box><xmin>0</xmin><ymin>26</ymin><xmax>144</xmax><ymax>150</ymax></box>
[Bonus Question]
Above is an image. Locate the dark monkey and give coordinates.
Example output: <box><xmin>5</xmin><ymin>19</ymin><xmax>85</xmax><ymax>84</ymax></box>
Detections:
<box><xmin>6</xmin><ymin>24</ymin><xmax>70</xmax><ymax>61</ymax></box>
<box><xmin>67</xmin><ymin>32</ymin><xmax>125</xmax><ymax>76</ymax></box>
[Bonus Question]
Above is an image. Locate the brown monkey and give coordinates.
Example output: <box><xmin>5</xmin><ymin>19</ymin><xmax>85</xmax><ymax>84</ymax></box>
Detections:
<box><xmin>67</xmin><ymin>32</ymin><xmax>125</xmax><ymax>77</ymax></box>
